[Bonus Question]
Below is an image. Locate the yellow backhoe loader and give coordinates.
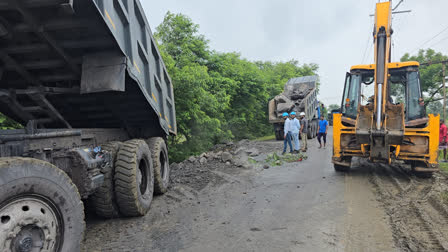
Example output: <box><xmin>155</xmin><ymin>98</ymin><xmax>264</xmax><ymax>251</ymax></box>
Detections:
<box><xmin>332</xmin><ymin>1</ymin><xmax>439</xmax><ymax>175</ymax></box>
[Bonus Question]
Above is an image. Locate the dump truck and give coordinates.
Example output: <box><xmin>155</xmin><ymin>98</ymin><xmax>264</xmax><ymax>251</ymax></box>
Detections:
<box><xmin>0</xmin><ymin>1</ymin><xmax>176</xmax><ymax>251</ymax></box>
<box><xmin>268</xmin><ymin>76</ymin><xmax>319</xmax><ymax>140</ymax></box>
<box><xmin>332</xmin><ymin>1</ymin><xmax>439</xmax><ymax>175</ymax></box>
<box><xmin>328</xmin><ymin>108</ymin><xmax>340</xmax><ymax>126</ymax></box>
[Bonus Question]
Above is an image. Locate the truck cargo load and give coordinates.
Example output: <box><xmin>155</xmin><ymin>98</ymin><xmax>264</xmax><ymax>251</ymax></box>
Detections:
<box><xmin>268</xmin><ymin>75</ymin><xmax>319</xmax><ymax>140</ymax></box>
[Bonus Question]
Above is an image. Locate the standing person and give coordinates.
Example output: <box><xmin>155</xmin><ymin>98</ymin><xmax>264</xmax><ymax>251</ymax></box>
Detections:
<box><xmin>282</xmin><ymin>112</ymin><xmax>293</xmax><ymax>155</ymax></box>
<box><xmin>440</xmin><ymin>119</ymin><xmax>448</xmax><ymax>162</ymax></box>
<box><xmin>299</xmin><ymin>112</ymin><xmax>308</xmax><ymax>152</ymax></box>
<box><xmin>290</xmin><ymin>112</ymin><xmax>301</xmax><ymax>153</ymax></box>
<box><xmin>317</xmin><ymin>115</ymin><xmax>328</xmax><ymax>149</ymax></box>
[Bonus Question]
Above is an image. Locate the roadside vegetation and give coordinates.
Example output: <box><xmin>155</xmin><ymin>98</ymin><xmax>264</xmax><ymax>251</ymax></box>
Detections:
<box><xmin>154</xmin><ymin>12</ymin><xmax>319</xmax><ymax>162</ymax></box>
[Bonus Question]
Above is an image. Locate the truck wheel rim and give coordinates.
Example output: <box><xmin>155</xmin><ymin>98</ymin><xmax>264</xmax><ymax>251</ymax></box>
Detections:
<box><xmin>137</xmin><ymin>159</ymin><xmax>150</xmax><ymax>197</ymax></box>
<box><xmin>0</xmin><ymin>196</ymin><xmax>62</xmax><ymax>252</ymax></box>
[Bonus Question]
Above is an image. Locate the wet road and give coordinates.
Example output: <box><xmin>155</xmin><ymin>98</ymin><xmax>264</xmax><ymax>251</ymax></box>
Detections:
<box><xmin>82</xmin><ymin>129</ymin><xmax>397</xmax><ymax>251</ymax></box>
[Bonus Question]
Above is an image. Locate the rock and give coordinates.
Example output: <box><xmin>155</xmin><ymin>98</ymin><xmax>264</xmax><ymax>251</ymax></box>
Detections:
<box><xmin>221</xmin><ymin>152</ymin><xmax>232</xmax><ymax>162</ymax></box>
<box><xmin>263</xmin><ymin>164</ymin><xmax>269</xmax><ymax>169</ymax></box>
<box><xmin>226</xmin><ymin>141</ymin><xmax>234</xmax><ymax>147</ymax></box>
<box><xmin>216</xmin><ymin>151</ymin><xmax>223</xmax><ymax>159</ymax></box>
<box><xmin>234</xmin><ymin>147</ymin><xmax>247</xmax><ymax>155</ymax></box>
<box><xmin>234</xmin><ymin>160</ymin><xmax>244</xmax><ymax>167</ymax></box>
<box><xmin>200</xmin><ymin>152</ymin><xmax>208</xmax><ymax>158</ymax></box>
<box><xmin>274</xmin><ymin>94</ymin><xmax>290</xmax><ymax>104</ymax></box>
<box><xmin>238</xmin><ymin>139</ymin><xmax>250</xmax><ymax>145</ymax></box>
<box><xmin>242</xmin><ymin>164</ymin><xmax>252</xmax><ymax>169</ymax></box>
<box><xmin>170</xmin><ymin>163</ymin><xmax>178</xmax><ymax>170</ymax></box>
<box><xmin>225</xmin><ymin>161</ymin><xmax>231</xmax><ymax>166</ymax></box>
<box><xmin>199</xmin><ymin>157</ymin><xmax>207</xmax><ymax>164</ymax></box>
<box><xmin>188</xmin><ymin>156</ymin><xmax>196</xmax><ymax>163</ymax></box>
<box><xmin>277</xmin><ymin>102</ymin><xmax>295</xmax><ymax>113</ymax></box>
<box><xmin>246</xmin><ymin>148</ymin><xmax>260</xmax><ymax>157</ymax></box>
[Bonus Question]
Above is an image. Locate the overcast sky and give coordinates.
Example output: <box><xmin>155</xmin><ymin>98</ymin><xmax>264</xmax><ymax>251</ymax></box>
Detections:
<box><xmin>142</xmin><ymin>0</ymin><xmax>448</xmax><ymax>106</ymax></box>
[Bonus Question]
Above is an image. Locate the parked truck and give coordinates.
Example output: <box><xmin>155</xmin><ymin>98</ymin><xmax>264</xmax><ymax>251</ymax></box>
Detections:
<box><xmin>328</xmin><ymin>108</ymin><xmax>340</xmax><ymax>126</ymax></box>
<box><xmin>0</xmin><ymin>1</ymin><xmax>176</xmax><ymax>251</ymax></box>
<box><xmin>268</xmin><ymin>76</ymin><xmax>319</xmax><ymax>140</ymax></box>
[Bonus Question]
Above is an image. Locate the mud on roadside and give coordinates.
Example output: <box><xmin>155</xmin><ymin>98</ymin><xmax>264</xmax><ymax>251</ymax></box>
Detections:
<box><xmin>82</xmin><ymin>140</ymin><xmax>284</xmax><ymax>251</ymax></box>
<box><xmin>362</xmin><ymin>160</ymin><xmax>448</xmax><ymax>252</ymax></box>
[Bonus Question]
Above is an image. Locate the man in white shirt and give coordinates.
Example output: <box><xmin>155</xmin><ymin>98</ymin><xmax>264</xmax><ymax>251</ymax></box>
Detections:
<box><xmin>282</xmin><ymin>112</ymin><xmax>293</xmax><ymax>155</ymax></box>
<box><xmin>290</xmin><ymin>112</ymin><xmax>301</xmax><ymax>153</ymax></box>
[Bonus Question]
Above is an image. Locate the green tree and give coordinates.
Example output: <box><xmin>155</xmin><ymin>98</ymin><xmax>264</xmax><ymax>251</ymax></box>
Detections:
<box><xmin>427</xmin><ymin>100</ymin><xmax>442</xmax><ymax>116</ymax></box>
<box><xmin>401</xmin><ymin>49</ymin><xmax>448</xmax><ymax>104</ymax></box>
<box><xmin>155</xmin><ymin>12</ymin><xmax>319</xmax><ymax>161</ymax></box>
<box><xmin>328</xmin><ymin>104</ymin><xmax>340</xmax><ymax>112</ymax></box>
<box><xmin>0</xmin><ymin>113</ymin><xmax>22</xmax><ymax>129</ymax></box>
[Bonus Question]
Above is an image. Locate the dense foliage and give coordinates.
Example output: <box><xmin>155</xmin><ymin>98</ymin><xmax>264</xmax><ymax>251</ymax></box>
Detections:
<box><xmin>155</xmin><ymin>12</ymin><xmax>319</xmax><ymax>162</ymax></box>
<box><xmin>401</xmin><ymin>49</ymin><xmax>448</xmax><ymax>104</ymax></box>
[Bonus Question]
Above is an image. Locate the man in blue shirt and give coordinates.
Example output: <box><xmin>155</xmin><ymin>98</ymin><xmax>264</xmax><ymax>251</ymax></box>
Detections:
<box><xmin>317</xmin><ymin>115</ymin><xmax>328</xmax><ymax>149</ymax></box>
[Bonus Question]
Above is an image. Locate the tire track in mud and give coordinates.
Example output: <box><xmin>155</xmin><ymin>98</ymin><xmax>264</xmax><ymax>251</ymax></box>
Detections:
<box><xmin>368</xmin><ymin>163</ymin><xmax>448</xmax><ymax>251</ymax></box>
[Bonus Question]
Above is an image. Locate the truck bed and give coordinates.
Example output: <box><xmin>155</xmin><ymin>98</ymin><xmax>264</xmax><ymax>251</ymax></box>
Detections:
<box><xmin>0</xmin><ymin>0</ymin><xmax>176</xmax><ymax>136</ymax></box>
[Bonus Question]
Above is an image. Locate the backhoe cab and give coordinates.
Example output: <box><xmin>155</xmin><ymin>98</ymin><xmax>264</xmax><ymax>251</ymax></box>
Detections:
<box><xmin>332</xmin><ymin>1</ymin><xmax>439</xmax><ymax>174</ymax></box>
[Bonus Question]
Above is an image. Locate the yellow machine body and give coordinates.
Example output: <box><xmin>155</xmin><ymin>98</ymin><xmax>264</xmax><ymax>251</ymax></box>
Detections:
<box><xmin>332</xmin><ymin>1</ymin><xmax>439</xmax><ymax>172</ymax></box>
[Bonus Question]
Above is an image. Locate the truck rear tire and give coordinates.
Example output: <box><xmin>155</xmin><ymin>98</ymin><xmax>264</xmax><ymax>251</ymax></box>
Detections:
<box><xmin>275</xmin><ymin>130</ymin><xmax>282</xmax><ymax>140</ymax></box>
<box><xmin>146</xmin><ymin>137</ymin><xmax>170</xmax><ymax>195</ymax></box>
<box><xmin>90</xmin><ymin>142</ymin><xmax>122</xmax><ymax>218</ymax></box>
<box><xmin>114</xmin><ymin>139</ymin><xmax>154</xmax><ymax>217</ymax></box>
<box><xmin>0</xmin><ymin>158</ymin><xmax>84</xmax><ymax>252</ymax></box>
<box><xmin>307</xmin><ymin>124</ymin><xmax>313</xmax><ymax>139</ymax></box>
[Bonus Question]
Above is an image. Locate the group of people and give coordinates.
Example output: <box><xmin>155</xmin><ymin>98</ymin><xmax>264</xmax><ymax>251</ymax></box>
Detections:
<box><xmin>282</xmin><ymin>112</ymin><xmax>329</xmax><ymax>155</ymax></box>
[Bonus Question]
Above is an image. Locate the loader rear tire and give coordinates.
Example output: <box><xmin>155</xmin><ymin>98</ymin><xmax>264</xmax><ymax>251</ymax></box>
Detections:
<box><xmin>114</xmin><ymin>139</ymin><xmax>154</xmax><ymax>217</ymax></box>
<box><xmin>90</xmin><ymin>141</ymin><xmax>122</xmax><ymax>218</ymax></box>
<box><xmin>146</xmin><ymin>137</ymin><xmax>170</xmax><ymax>194</ymax></box>
<box><xmin>0</xmin><ymin>158</ymin><xmax>84</xmax><ymax>252</ymax></box>
<box><xmin>334</xmin><ymin>164</ymin><xmax>350</xmax><ymax>172</ymax></box>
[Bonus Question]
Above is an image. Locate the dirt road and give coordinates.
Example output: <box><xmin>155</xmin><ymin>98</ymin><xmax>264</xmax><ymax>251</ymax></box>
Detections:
<box><xmin>82</xmin><ymin>129</ymin><xmax>448</xmax><ymax>252</ymax></box>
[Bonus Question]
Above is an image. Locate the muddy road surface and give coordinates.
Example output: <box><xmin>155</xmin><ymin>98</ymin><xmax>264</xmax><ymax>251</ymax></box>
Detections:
<box><xmin>82</xmin><ymin>129</ymin><xmax>448</xmax><ymax>252</ymax></box>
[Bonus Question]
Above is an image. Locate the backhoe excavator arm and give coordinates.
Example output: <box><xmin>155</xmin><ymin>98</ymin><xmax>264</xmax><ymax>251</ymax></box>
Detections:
<box><xmin>373</xmin><ymin>1</ymin><xmax>392</xmax><ymax>130</ymax></box>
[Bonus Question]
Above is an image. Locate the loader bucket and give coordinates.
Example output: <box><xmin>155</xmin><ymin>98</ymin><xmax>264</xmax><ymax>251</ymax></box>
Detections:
<box><xmin>385</xmin><ymin>104</ymin><xmax>405</xmax><ymax>145</ymax></box>
<box><xmin>355</xmin><ymin>104</ymin><xmax>374</xmax><ymax>144</ymax></box>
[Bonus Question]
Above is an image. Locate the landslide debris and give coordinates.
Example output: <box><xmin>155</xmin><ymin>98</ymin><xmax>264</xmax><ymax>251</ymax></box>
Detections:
<box><xmin>169</xmin><ymin>140</ymin><xmax>263</xmax><ymax>191</ymax></box>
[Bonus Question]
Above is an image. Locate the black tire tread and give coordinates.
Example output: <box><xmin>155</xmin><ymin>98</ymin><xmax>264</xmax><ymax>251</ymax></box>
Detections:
<box><xmin>89</xmin><ymin>142</ymin><xmax>122</xmax><ymax>218</ymax></box>
<box><xmin>0</xmin><ymin>157</ymin><xmax>84</xmax><ymax>251</ymax></box>
<box><xmin>146</xmin><ymin>137</ymin><xmax>170</xmax><ymax>194</ymax></box>
<box><xmin>114</xmin><ymin>139</ymin><xmax>153</xmax><ymax>217</ymax></box>
<box><xmin>334</xmin><ymin>164</ymin><xmax>350</xmax><ymax>172</ymax></box>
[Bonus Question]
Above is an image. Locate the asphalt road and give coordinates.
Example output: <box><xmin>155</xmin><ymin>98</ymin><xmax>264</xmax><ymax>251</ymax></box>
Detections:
<box><xmin>83</xmin><ymin>129</ymin><xmax>398</xmax><ymax>252</ymax></box>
